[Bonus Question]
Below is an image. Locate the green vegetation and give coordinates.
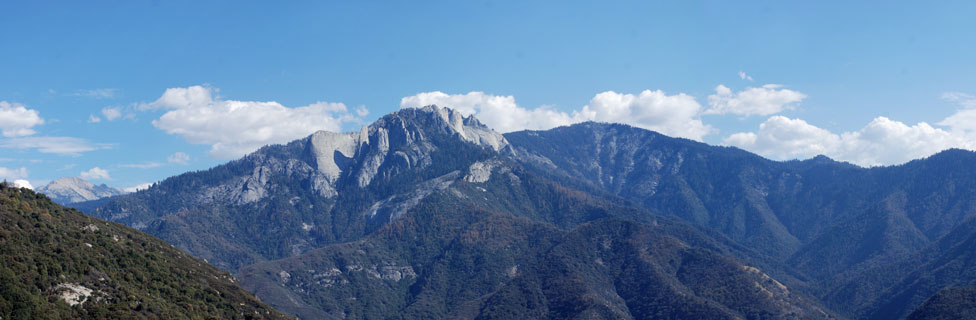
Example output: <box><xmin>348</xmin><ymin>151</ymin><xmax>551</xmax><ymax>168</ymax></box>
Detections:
<box><xmin>240</xmin><ymin>190</ymin><xmax>830</xmax><ymax>319</ymax></box>
<box><xmin>506</xmin><ymin>122</ymin><xmax>976</xmax><ymax>318</ymax></box>
<box><xmin>0</xmin><ymin>183</ymin><xmax>287</xmax><ymax>319</ymax></box>
<box><xmin>906</xmin><ymin>286</ymin><xmax>976</xmax><ymax>320</ymax></box>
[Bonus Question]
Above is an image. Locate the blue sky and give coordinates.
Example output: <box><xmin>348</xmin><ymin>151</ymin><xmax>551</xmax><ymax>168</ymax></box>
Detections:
<box><xmin>2</xmin><ymin>1</ymin><xmax>976</xmax><ymax>190</ymax></box>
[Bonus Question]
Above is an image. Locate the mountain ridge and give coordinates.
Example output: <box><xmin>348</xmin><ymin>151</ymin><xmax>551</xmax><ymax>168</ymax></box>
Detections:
<box><xmin>36</xmin><ymin>177</ymin><xmax>126</xmax><ymax>205</ymax></box>
<box><xmin>78</xmin><ymin>106</ymin><xmax>976</xmax><ymax>319</ymax></box>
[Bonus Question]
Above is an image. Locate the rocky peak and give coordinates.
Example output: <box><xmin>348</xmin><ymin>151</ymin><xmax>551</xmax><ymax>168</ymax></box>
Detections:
<box><xmin>303</xmin><ymin>105</ymin><xmax>508</xmax><ymax>191</ymax></box>
<box><xmin>36</xmin><ymin>177</ymin><xmax>125</xmax><ymax>204</ymax></box>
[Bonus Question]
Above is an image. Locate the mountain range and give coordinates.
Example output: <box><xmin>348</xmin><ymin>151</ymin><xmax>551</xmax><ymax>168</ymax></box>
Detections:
<box><xmin>72</xmin><ymin>105</ymin><xmax>976</xmax><ymax>319</ymax></box>
<box><xmin>36</xmin><ymin>177</ymin><xmax>126</xmax><ymax>205</ymax></box>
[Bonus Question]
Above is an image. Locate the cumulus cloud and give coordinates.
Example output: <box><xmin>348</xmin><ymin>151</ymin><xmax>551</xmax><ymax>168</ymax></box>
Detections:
<box><xmin>938</xmin><ymin>108</ymin><xmax>976</xmax><ymax>132</ymax></box>
<box><xmin>12</xmin><ymin>179</ymin><xmax>33</xmax><ymax>189</ymax></box>
<box><xmin>724</xmin><ymin>116</ymin><xmax>840</xmax><ymax>160</ymax></box>
<box><xmin>101</xmin><ymin>107</ymin><xmax>123</xmax><ymax>121</ymax></box>
<box><xmin>0</xmin><ymin>101</ymin><xmax>45</xmax><ymax>137</ymax></box>
<box><xmin>577</xmin><ymin>90</ymin><xmax>713</xmax><ymax>140</ymax></box>
<box><xmin>725</xmin><ymin>114</ymin><xmax>976</xmax><ymax>167</ymax></box>
<box><xmin>705</xmin><ymin>84</ymin><xmax>806</xmax><ymax>116</ymax></box>
<box><xmin>400</xmin><ymin>90</ymin><xmax>712</xmax><ymax>140</ymax></box>
<box><xmin>0</xmin><ymin>136</ymin><xmax>108</xmax><ymax>156</ymax></box>
<box><xmin>123</xmin><ymin>182</ymin><xmax>153</xmax><ymax>193</ymax></box>
<box><xmin>355</xmin><ymin>106</ymin><xmax>369</xmax><ymax>117</ymax></box>
<box><xmin>401</xmin><ymin>91</ymin><xmax>576</xmax><ymax>133</ymax></box>
<box><xmin>0</xmin><ymin>166</ymin><xmax>29</xmax><ymax>181</ymax></box>
<box><xmin>88</xmin><ymin>114</ymin><xmax>102</xmax><ymax>123</ymax></box>
<box><xmin>147</xmin><ymin>86</ymin><xmax>365</xmax><ymax>159</ymax></box>
<box><xmin>80</xmin><ymin>167</ymin><xmax>111</xmax><ymax>180</ymax></box>
<box><xmin>167</xmin><ymin>152</ymin><xmax>190</xmax><ymax>165</ymax></box>
<box><xmin>738</xmin><ymin>71</ymin><xmax>754</xmax><ymax>82</ymax></box>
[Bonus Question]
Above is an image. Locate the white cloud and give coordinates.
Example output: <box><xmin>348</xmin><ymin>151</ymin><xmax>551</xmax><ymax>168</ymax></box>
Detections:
<box><xmin>80</xmin><ymin>167</ymin><xmax>111</xmax><ymax>180</ymax></box>
<box><xmin>400</xmin><ymin>90</ymin><xmax>712</xmax><ymax>140</ymax></box>
<box><xmin>938</xmin><ymin>108</ymin><xmax>976</xmax><ymax>132</ymax></box>
<box><xmin>73</xmin><ymin>88</ymin><xmax>117</xmax><ymax>99</ymax></box>
<box><xmin>942</xmin><ymin>92</ymin><xmax>976</xmax><ymax>108</ymax></box>
<box><xmin>0</xmin><ymin>136</ymin><xmax>108</xmax><ymax>156</ymax></box>
<box><xmin>123</xmin><ymin>182</ymin><xmax>152</xmax><ymax>193</ymax></box>
<box><xmin>738</xmin><ymin>71</ymin><xmax>754</xmax><ymax>82</ymax></box>
<box><xmin>120</xmin><ymin>152</ymin><xmax>190</xmax><ymax>169</ymax></box>
<box><xmin>88</xmin><ymin>114</ymin><xmax>102</xmax><ymax>123</ymax></box>
<box><xmin>724</xmin><ymin>116</ymin><xmax>840</xmax><ymax>160</ymax></box>
<box><xmin>576</xmin><ymin>90</ymin><xmax>713</xmax><ymax>141</ymax></box>
<box><xmin>167</xmin><ymin>152</ymin><xmax>190</xmax><ymax>165</ymax></box>
<box><xmin>0</xmin><ymin>101</ymin><xmax>45</xmax><ymax>137</ymax></box>
<box><xmin>119</xmin><ymin>162</ymin><xmax>163</xmax><ymax>169</ymax></box>
<box><xmin>148</xmin><ymin>86</ymin><xmax>365</xmax><ymax>159</ymax></box>
<box><xmin>0</xmin><ymin>166</ymin><xmax>29</xmax><ymax>181</ymax></box>
<box><xmin>401</xmin><ymin>91</ymin><xmax>576</xmax><ymax>133</ymax></box>
<box><xmin>725</xmin><ymin>114</ymin><xmax>976</xmax><ymax>167</ymax></box>
<box><xmin>705</xmin><ymin>84</ymin><xmax>806</xmax><ymax>116</ymax></box>
<box><xmin>355</xmin><ymin>105</ymin><xmax>369</xmax><ymax>117</ymax></box>
<box><xmin>101</xmin><ymin>107</ymin><xmax>123</xmax><ymax>121</ymax></box>
<box><xmin>12</xmin><ymin>179</ymin><xmax>33</xmax><ymax>190</ymax></box>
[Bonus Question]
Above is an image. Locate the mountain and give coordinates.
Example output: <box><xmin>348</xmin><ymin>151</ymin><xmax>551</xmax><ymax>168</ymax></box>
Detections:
<box><xmin>84</xmin><ymin>106</ymin><xmax>829</xmax><ymax>319</ymax></box>
<box><xmin>0</xmin><ymin>182</ymin><xmax>287</xmax><ymax>319</ymax></box>
<box><xmin>905</xmin><ymin>286</ymin><xmax>976</xmax><ymax>320</ymax></box>
<box><xmin>240</xmin><ymin>199</ymin><xmax>829</xmax><ymax>319</ymax></box>
<box><xmin>82</xmin><ymin>106</ymin><xmax>976</xmax><ymax>318</ymax></box>
<box><xmin>36</xmin><ymin>177</ymin><xmax>126</xmax><ymax>205</ymax></box>
<box><xmin>504</xmin><ymin>122</ymin><xmax>976</xmax><ymax>318</ymax></box>
<box><xmin>86</xmin><ymin>106</ymin><xmax>506</xmax><ymax>271</ymax></box>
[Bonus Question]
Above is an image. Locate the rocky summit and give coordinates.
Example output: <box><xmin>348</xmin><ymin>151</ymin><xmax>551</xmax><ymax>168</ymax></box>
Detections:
<box><xmin>36</xmin><ymin>177</ymin><xmax>126</xmax><ymax>205</ymax></box>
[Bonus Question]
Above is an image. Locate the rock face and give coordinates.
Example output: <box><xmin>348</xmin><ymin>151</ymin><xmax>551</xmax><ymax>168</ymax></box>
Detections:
<box><xmin>85</xmin><ymin>105</ymin><xmax>508</xmax><ymax>271</ymax></box>
<box><xmin>36</xmin><ymin>177</ymin><xmax>125</xmax><ymax>204</ymax></box>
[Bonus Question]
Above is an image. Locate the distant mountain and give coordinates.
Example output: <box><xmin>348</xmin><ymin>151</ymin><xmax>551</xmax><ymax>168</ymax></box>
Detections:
<box><xmin>0</xmin><ymin>182</ymin><xmax>286</xmax><ymax>319</ymax></box>
<box><xmin>36</xmin><ymin>177</ymin><xmax>125</xmax><ymax>205</ymax></box>
<box><xmin>82</xmin><ymin>106</ymin><xmax>976</xmax><ymax>318</ymax></box>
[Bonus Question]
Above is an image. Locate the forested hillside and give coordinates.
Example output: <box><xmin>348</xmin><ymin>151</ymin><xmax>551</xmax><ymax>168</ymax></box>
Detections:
<box><xmin>0</xmin><ymin>183</ymin><xmax>287</xmax><ymax>319</ymax></box>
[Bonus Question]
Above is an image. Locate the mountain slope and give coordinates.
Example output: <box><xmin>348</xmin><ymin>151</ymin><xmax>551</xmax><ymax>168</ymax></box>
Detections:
<box><xmin>37</xmin><ymin>177</ymin><xmax>125</xmax><ymax>205</ymax></box>
<box><xmin>84</xmin><ymin>106</ymin><xmax>829</xmax><ymax>319</ymax></box>
<box><xmin>83</xmin><ymin>107</ymin><xmax>976</xmax><ymax>318</ymax></box>
<box><xmin>86</xmin><ymin>106</ymin><xmax>504</xmax><ymax>271</ymax></box>
<box><xmin>0</xmin><ymin>183</ymin><xmax>287</xmax><ymax>319</ymax></box>
<box><xmin>505</xmin><ymin>123</ymin><xmax>976</xmax><ymax>309</ymax></box>
<box><xmin>238</xmin><ymin>187</ymin><xmax>830</xmax><ymax>319</ymax></box>
<box><xmin>905</xmin><ymin>286</ymin><xmax>976</xmax><ymax>320</ymax></box>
